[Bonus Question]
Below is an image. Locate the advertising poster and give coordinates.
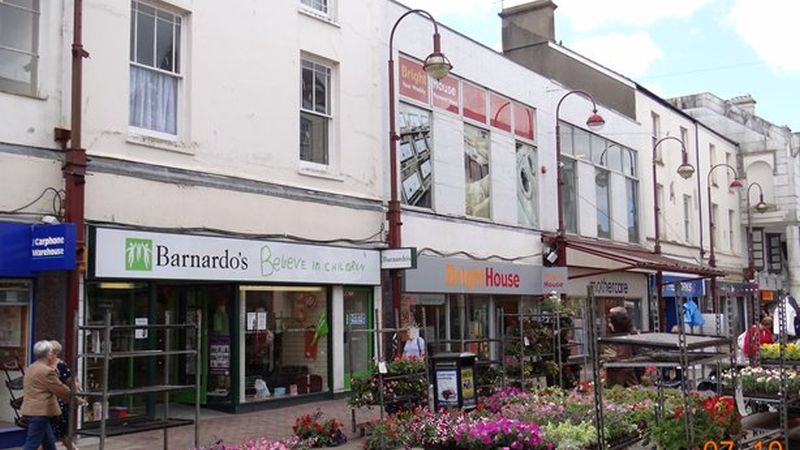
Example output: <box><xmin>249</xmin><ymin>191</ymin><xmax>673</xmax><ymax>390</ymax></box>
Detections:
<box><xmin>398</xmin><ymin>56</ymin><xmax>428</xmax><ymax>104</ymax></box>
<box><xmin>134</xmin><ymin>317</ymin><xmax>148</xmax><ymax>339</ymax></box>
<box><xmin>209</xmin><ymin>336</ymin><xmax>230</xmax><ymax>375</ymax></box>
<box><xmin>436</xmin><ymin>369</ymin><xmax>459</xmax><ymax>407</ymax></box>
<box><xmin>461</xmin><ymin>367</ymin><xmax>475</xmax><ymax>408</ymax></box>
<box><xmin>516</xmin><ymin>142</ymin><xmax>538</xmax><ymax>226</ymax></box>
<box><xmin>432</xmin><ymin>75</ymin><xmax>459</xmax><ymax>114</ymax></box>
<box><xmin>398</xmin><ymin>103</ymin><xmax>433</xmax><ymax>208</ymax></box>
<box><xmin>464</xmin><ymin>124</ymin><xmax>491</xmax><ymax>218</ymax></box>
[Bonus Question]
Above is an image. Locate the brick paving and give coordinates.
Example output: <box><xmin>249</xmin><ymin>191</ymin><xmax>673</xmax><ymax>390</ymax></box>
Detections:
<box><xmin>64</xmin><ymin>399</ymin><xmax>381</xmax><ymax>450</ymax></box>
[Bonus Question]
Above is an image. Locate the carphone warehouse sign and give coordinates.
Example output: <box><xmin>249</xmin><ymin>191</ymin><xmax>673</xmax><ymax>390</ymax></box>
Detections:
<box><xmin>93</xmin><ymin>228</ymin><xmax>380</xmax><ymax>285</ymax></box>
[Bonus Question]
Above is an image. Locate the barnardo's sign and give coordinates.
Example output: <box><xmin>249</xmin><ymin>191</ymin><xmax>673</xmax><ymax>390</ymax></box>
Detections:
<box><xmin>93</xmin><ymin>228</ymin><xmax>380</xmax><ymax>285</ymax></box>
<box><xmin>404</xmin><ymin>256</ymin><xmax>554</xmax><ymax>295</ymax></box>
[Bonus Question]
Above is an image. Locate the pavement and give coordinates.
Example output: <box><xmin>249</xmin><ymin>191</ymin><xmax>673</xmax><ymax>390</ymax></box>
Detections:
<box><xmin>12</xmin><ymin>398</ymin><xmax>381</xmax><ymax>450</ymax></box>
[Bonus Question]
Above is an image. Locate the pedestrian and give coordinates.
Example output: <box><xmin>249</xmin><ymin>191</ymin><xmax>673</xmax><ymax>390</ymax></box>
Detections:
<box><xmin>50</xmin><ymin>340</ymin><xmax>81</xmax><ymax>450</ymax></box>
<box><xmin>603</xmin><ymin>307</ymin><xmax>639</xmax><ymax>387</ymax></box>
<box><xmin>20</xmin><ymin>340</ymin><xmax>71</xmax><ymax>450</ymax></box>
<box><xmin>743</xmin><ymin>316</ymin><xmax>774</xmax><ymax>360</ymax></box>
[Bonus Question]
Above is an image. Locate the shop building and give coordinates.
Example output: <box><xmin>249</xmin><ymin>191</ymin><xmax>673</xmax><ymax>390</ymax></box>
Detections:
<box><xmin>88</xmin><ymin>227</ymin><xmax>381</xmax><ymax>412</ymax></box>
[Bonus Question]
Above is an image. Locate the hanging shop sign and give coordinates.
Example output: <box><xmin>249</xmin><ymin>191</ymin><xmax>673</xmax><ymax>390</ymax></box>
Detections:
<box><xmin>662</xmin><ymin>275</ymin><xmax>705</xmax><ymax>297</ymax></box>
<box><xmin>398</xmin><ymin>55</ymin><xmax>428</xmax><ymax>104</ymax></box>
<box><xmin>404</xmin><ymin>256</ymin><xmax>556</xmax><ymax>295</ymax></box>
<box><xmin>0</xmin><ymin>222</ymin><xmax>76</xmax><ymax>276</ymax></box>
<box><xmin>567</xmin><ymin>269</ymin><xmax>647</xmax><ymax>298</ymax></box>
<box><xmin>92</xmin><ymin>227</ymin><xmax>380</xmax><ymax>285</ymax></box>
<box><xmin>380</xmin><ymin>247</ymin><xmax>417</xmax><ymax>270</ymax></box>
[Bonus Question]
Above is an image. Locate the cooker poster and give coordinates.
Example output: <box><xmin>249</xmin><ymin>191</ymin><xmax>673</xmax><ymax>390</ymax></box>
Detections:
<box><xmin>436</xmin><ymin>369</ymin><xmax>459</xmax><ymax>407</ymax></box>
<box><xmin>209</xmin><ymin>336</ymin><xmax>230</xmax><ymax>375</ymax></box>
<box><xmin>516</xmin><ymin>142</ymin><xmax>537</xmax><ymax>226</ymax></box>
<box><xmin>398</xmin><ymin>103</ymin><xmax>433</xmax><ymax>208</ymax></box>
<box><xmin>464</xmin><ymin>124</ymin><xmax>491</xmax><ymax>218</ymax></box>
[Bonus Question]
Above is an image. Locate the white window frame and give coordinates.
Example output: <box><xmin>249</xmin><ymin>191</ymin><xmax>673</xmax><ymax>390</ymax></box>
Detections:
<box><xmin>299</xmin><ymin>0</ymin><xmax>336</xmax><ymax>21</ymax></box>
<box><xmin>0</xmin><ymin>0</ymin><xmax>40</xmax><ymax>97</ymax></box>
<box><xmin>128</xmin><ymin>0</ymin><xmax>186</xmax><ymax>144</ymax></box>
<box><xmin>656</xmin><ymin>184</ymin><xmax>665</xmax><ymax>239</ymax></box>
<box><xmin>683</xmin><ymin>194</ymin><xmax>692</xmax><ymax>243</ymax></box>
<box><xmin>710</xmin><ymin>144</ymin><xmax>718</xmax><ymax>186</ymax></box>
<box><xmin>728</xmin><ymin>209</ymin><xmax>736</xmax><ymax>252</ymax></box>
<box><xmin>299</xmin><ymin>54</ymin><xmax>337</xmax><ymax>173</ymax></box>
<box><xmin>651</xmin><ymin>112</ymin><xmax>661</xmax><ymax>162</ymax></box>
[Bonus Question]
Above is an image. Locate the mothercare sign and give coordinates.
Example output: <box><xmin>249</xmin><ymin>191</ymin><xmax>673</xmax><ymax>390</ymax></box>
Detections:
<box><xmin>93</xmin><ymin>228</ymin><xmax>380</xmax><ymax>285</ymax></box>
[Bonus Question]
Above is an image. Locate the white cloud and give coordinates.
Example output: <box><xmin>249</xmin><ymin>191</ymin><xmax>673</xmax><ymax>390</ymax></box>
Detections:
<box><xmin>728</xmin><ymin>0</ymin><xmax>800</xmax><ymax>74</ymax></box>
<box><xmin>570</xmin><ymin>31</ymin><xmax>664</xmax><ymax>77</ymax></box>
<box><xmin>557</xmin><ymin>0</ymin><xmax>716</xmax><ymax>31</ymax></box>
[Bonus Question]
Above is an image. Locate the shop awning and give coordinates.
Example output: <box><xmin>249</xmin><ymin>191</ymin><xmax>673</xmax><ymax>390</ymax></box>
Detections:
<box><xmin>543</xmin><ymin>234</ymin><xmax>726</xmax><ymax>279</ymax></box>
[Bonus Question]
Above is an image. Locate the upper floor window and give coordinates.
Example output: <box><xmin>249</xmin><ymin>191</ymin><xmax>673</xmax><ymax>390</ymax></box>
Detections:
<box><xmin>680</xmin><ymin>126</ymin><xmax>690</xmax><ymax>161</ymax></box>
<box><xmin>683</xmin><ymin>194</ymin><xmax>692</xmax><ymax>243</ymax></box>
<box><xmin>300</xmin><ymin>0</ymin><xmax>333</xmax><ymax>18</ymax></box>
<box><xmin>651</xmin><ymin>112</ymin><xmax>661</xmax><ymax>161</ymax></box>
<box><xmin>709</xmin><ymin>143</ymin><xmax>718</xmax><ymax>186</ymax></box>
<box><xmin>728</xmin><ymin>209</ymin><xmax>735</xmax><ymax>252</ymax></box>
<box><xmin>129</xmin><ymin>1</ymin><xmax>183</xmax><ymax>137</ymax></box>
<box><xmin>0</xmin><ymin>0</ymin><xmax>39</xmax><ymax>96</ymax></box>
<box><xmin>300</xmin><ymin>58</ymin><xmax>332</xmax><ymax>165</ymax></box>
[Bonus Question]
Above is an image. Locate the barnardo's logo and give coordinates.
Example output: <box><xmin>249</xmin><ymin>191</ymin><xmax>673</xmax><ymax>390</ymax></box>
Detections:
<box><xmin>125</xmin><ymin>238</ymin><xmax>153</xmax><ymax>271</ymax></box>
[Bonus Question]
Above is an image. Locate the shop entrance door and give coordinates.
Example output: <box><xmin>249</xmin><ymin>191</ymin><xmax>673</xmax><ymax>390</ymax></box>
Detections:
<box><xmin>156</xmin><ymin>285</ymin><xmax>233</xmax><ymax>406</ymax></box>
<box><xmin>344</xmin><ymin>288</ymin><xmax>373</xmax><ymax>389</ymax></box>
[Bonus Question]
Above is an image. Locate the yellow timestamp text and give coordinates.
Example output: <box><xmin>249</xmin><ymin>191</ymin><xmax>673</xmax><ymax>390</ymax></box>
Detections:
<box><xmin>703</xmin><ymin>440</ymin><xmax>784</xmax><ymax>450</ymax></box>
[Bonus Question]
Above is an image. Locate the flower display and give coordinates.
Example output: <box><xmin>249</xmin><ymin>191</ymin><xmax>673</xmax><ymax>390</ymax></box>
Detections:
<box><xmin>292</xmin><ymin>411</ymin><xmax>347</xmax><ymax>447</ymax></box>
<box><xmin>722</xmin><ymin>366</ymin><xmax>800</xmax><ymax>395</ymax></box>
<box><xmin>453</xmin><ymin>417</ymin><xmax>544</xmax><ymax>449</ymax></box>
<box><xmin>348</xmin><ymin>356</ymin><xmax>428</xmax><ymax>410</ymax></box>
<box><xmin>642</xmin><ymin>393</ymin><xmax>741</xmax><ymax>450</ymax></box>
<box><xmin>760</xmin><ymin>342</ymin><xmax>800</xmax><ymax>361</ymax></box>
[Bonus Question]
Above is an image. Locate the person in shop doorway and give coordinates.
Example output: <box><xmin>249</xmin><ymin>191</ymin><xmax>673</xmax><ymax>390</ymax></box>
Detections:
<box><xmin>603</xmin><ymin>307</ymin><xmax>639</xmax><ymax>387</ymax></box>
<box><xmin>402</xmin><ymin>327</ymin><xmax>426</xmax><ymax>358</ymax></box>
<box><xmin>20</xmin><ymin>341</ymin><xmax>71</xmax><ymax>450</ymax></box>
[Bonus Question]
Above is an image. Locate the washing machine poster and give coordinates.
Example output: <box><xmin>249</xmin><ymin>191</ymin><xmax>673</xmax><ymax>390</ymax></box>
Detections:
<box><xmin>436</xmin><ymin>369</ymin><xmax>459</xmax><ymax>407</ymax></box>
<box><xmin>461</xmin><ymin>367</ymin><xmax>475</xmax><ymax>407</ymax></box>
<box><xmin>516</xmin><ymin>142</ymin><xmax>537</xmax><ymax>227</ymax></box>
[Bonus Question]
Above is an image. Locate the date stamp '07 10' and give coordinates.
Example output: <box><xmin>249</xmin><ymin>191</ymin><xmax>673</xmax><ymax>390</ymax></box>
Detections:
<box><xmin>703</xmin><ymin>441</ymin><xmax>784</xmax><ymax>450</ymax></box>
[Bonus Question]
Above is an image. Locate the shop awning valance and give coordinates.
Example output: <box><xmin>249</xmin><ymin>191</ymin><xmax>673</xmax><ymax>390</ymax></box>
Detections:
<box><xmin>543</xmin><ymin>234</ymin><xmax>726</xmax><ymax>278</ymax></box>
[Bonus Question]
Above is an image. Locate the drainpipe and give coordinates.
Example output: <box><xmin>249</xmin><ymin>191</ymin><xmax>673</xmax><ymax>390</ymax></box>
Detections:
<box><xmin>62</xmin><ymin>0</ymin><xmax>89</xmax><ymax>366</ymax></box>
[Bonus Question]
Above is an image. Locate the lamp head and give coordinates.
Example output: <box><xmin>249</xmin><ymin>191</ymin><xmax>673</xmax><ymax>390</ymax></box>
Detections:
<box><xmin>423</xmin><ymin>52</ymin><xmax>452</xmax><ymax>80</ymax></box>
<box><xmin>586</xmin><ymin>111</ymin><xmax>605</xmax><ymax>131</ymax></box>
<box><xmin>755</xmin><ymin>201</ymin><xmax>769</xmax><ymax>214</ymax></box>
<box><xmin>595</xmin><ymin>171</ymin><xmax>609</xmax><ymax>187</ymax></box>
<box><xmin>676</xmin><ymin>163</ymin><xmax>695</xmax><ymax>180</ymax></box>
<box><xmin>729</xmin><ymin>178</ymin><xmax>744</xmax><ymax>189</ymax></box>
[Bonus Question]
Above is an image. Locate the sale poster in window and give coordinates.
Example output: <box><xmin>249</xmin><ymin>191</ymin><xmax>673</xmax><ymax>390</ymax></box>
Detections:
<box><xmin>464</xmin><ymin>124</ymin><xmax>491</xmax><ymax>218</ymax></box>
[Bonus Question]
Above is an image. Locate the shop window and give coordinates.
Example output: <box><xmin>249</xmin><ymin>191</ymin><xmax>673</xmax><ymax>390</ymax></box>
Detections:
<box><xmin>0</xmin><ymin>0</ymin><xmax>39</xmax><ymax>96</ymax></box>
<box><xmin>561</xmin><ymin>157</ymin><xmax>578</xmax><ymax>233</ymax></box>
<box><xmin>516</xmin><ymin>142</ymin><xmax>538</xmax><ymax>227</ymax></box>
<box><xmin>595</xmin><ymin>168</ymin><xmax>611</xmax><ymax>239</ymax></box>
<box><xmin>300</xmin><ymin>57</ymin><xmax>332</xmax><ymax>165</ymax></box>
<box><xmin>464</xmin><ymin>124</ymin><xmax>491</xmax><ymax>219</ymax></box>
<box><xmin>129</xmin><ymin>1</ymin><xmax>183</xmax><ymax>137</ymax></box>
<box><xmin>0</xmin><ymin>280</ymin><xmax>30</xmax><ymax>425</ymax></box>
<box><xmin>239</xmin><ymin>286</ymin><xmax>329</xmax><ymax>402</ymax></box>
<box><xmin>398</xmin><ymin>103</ymin><xmax>433</xmax><ymax>208</ymax></box>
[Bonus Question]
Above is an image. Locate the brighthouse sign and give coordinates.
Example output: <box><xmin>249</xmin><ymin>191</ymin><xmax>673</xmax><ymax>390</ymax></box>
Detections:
<box><xmin>94</xmin><ymin>228</ymin><xmax>380</xmax><ymax>285</ymax></box>
<box><xmin>404</xmin><ymin>256</ymin><xmax>544</xmax><ymax>295</ymax></box>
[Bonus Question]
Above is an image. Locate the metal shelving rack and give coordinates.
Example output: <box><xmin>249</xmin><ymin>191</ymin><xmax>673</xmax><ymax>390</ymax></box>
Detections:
<box><xmin>587</xmin><ymin>282</ymin><xmax>732</xmax><ymax>450</ymax></box>
<box><xmin>71</xmin><ymin>310</ymin><xmax>202</xmax><ymax>450</ymax></box>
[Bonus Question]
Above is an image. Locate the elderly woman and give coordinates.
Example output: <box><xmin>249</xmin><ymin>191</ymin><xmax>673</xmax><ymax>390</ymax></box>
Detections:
<box><xmin>20</xmin><ymin>340</ymin><xmax>70</xmax><ymax>450</ymax></box>
<box><xmin>49</xmin><ymin>341</ymin><xmax>79</xmax><ymax>450</ymax></box>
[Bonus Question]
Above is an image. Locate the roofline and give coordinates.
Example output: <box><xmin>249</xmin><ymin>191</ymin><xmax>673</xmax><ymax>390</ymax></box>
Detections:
<box><xmin>636</xmin><ymin>83</ymin><xmax>740</xmax><ymax>147</ymax></box>
<box><xmin>546</xmin><ymin>42</ymin><xmax>636</xmax><ymax>88</ymax></box>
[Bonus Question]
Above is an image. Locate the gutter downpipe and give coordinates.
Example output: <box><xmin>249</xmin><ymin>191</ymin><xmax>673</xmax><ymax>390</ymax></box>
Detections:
<box><xmin>63</xmin><ymin>0</ymin><xmax>89</xmax><ymax>367</ymax></box>
<box><xmin>695</xmin><ymin>123</ymin><xmax>706</xmax><ymax>303</ymax></box>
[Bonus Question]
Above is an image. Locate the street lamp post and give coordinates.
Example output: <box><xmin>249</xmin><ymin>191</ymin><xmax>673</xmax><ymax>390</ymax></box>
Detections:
<box><xmin>651</xmin><ymin>136</ymin><xmax>695</xmax><ymax>330</ymax></box>
<box><xmin>387</xmin><ymin>10</ymin><xmax>452</xmax><ymax>316</ymax></box>
<box><xmin>745</xmin><ymin>182</ymin><xmax>769</xmax><ymax>281</ymax></box>
<box><xmin>706</xmin><ymin>163</ymin><xmax>743</xmax><ymax>313</ymax></box>
<box><xmin>554</xmin><ymin>90</ymin><xmax>605</xmax><ymax>266</ymax></box>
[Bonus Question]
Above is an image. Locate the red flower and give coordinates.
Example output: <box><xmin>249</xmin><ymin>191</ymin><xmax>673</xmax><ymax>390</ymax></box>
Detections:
<box><xmin>674</xmin><ymin>407</ymin><xmax>683</xmax><ymax>420</ymax></box>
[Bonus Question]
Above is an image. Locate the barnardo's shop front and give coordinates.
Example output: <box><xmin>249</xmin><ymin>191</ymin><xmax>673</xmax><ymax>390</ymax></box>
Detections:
<box><xmin>88</xmin><ymin>226</ymin><xmax>380</xmax><ymax>412</ymax></box>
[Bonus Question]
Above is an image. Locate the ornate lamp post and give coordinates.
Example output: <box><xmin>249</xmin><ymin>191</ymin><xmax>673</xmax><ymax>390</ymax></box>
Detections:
<box><xmin>706</xmin><ymin>163</ymin><xmax>743</xmax><ymax>312</ymax></box>
<box><xmin>387</xmin><ymin>10</ymin><xmax>452</xmax><ymax>315</ymax></box>
<box><xmin>554</xmin><ymin>90</ymin><xmax>605</xmax><ymax>266</ymax></box>
<box><xmin>651</xmin><ymin>136</ymin><xmax>695</xmax><ymax>330</ymax></box>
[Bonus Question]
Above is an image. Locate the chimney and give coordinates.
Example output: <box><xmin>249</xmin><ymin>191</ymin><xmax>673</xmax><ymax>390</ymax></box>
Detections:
<box><xmin>499</xmin><ymin>0</ymin><xmax>557</xmax><ymax>53</ymax></box>
<box><xmin>729</xmin><ymin>94</ymin><xmax>756</xmax><ymax>115</ymax></box>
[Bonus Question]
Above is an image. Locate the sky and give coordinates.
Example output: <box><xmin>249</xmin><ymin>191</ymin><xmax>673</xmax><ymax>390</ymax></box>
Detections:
<box><xmin>400</xmin><ymin>0</ymin><xmax>800</xmax><ymax>131</ymax></box>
